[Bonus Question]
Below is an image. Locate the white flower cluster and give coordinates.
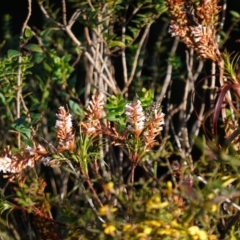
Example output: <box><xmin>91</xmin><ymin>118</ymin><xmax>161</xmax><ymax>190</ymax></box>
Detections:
<box><xmin>55</xmin><ymin>106</ymin><xmax>73</xmax><ymax>135</ymax></box>
<box><xmin>0</xmin><ymin>156</ymin><xmax>12</xmax><ymax>173</ymax></box>
<box><xmin>190</xmin><ymin>25</ymin><xmax>207</xmax><ymax>43</ymax></box>
<box><xmin>153</xmin><ymin>109</ymin><xmax>165</xmax><ymax>130</ymax></box>
<box><xmin>0</xmin><ymin>146</ymin><xmax>36</xmax><ymax>174</ymax></box>
<box><xmin>125</xmin><ymin>100</ymin><xmax>146</xmax><ymax>136</ymax></box>
<box><xmin>55</xmin><ymin>106</ymin><xmax>74</xmax><ymax>151</ymax></box>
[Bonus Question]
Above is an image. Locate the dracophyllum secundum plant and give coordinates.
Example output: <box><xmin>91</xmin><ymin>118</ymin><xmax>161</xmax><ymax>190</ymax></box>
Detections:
<box><xmin>0</xmin><ymin>91</ymin><xmax>165</xmax><ymax>238</ymax></box>
<box><xmin>79</xmin><ymin>91</ymin><xmax>165</xmax><ymax>182</ymax></box>
<box><xmin>0</xmin><ymin>91</ymin><xmax>164</xmax><ymax>207</ymax></box>
<box><xmin>124</xmin><ymin>99</ymin><xmax>165</xmax><ymax>182</ymax></box>
<box><xmin>125</xmin><ymin>100</ymin><xmax>146</xmax><ymax>164</ymax></box>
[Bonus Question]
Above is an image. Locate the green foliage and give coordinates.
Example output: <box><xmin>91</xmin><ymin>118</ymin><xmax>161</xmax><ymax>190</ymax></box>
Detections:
<box><xmin>0</xmin><ymin>51</ymin><xmax>34</xmax><ymax>145</ymax></box>
<box><xmin>11</xmin><ymin>117</ymin><xmax>31</xmax><ymax>140</ymax></box>
<box><xmin>105</xmin><ymin>94</ymin><xmax>128</xmax><ymax>131</ymax></box>
<box><xmin>222</xmin><ymin>50</ymin><xmax>240</xmax><ymax>83</ymax></box>
<box><xmin>43</xmin><ymin>51</ymin><xmax>74</xmax><ymax>83</ymax></box>
<box><xmin>136</xmin><ymin>88</ymin><xmax>154</xmax><ymax>108</ymax></box>
<box><xmin>1</xmin><ymin>0</ymin><xmax>240</xmax><ymax>239</ymax></box>
<box><xmin>68</xmin><ymin>99</ymin><xmax>83</xmax><ymax>117</ymax></box>
<box><xmin>230</xmin><ymin>11</ymin><xmax>240</xmax><ymax>20</ymax></box>
<box><xmin>0</xmin><ymin>51</ymin><xmax>32</xmax><ymax>82</ymax></box>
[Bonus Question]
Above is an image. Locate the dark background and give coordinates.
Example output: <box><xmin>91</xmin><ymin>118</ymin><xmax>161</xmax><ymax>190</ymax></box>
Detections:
<box><xmin>1</xmin><ymin>0</ymin><xmax>240</xmax><ymax>52</ymax></box>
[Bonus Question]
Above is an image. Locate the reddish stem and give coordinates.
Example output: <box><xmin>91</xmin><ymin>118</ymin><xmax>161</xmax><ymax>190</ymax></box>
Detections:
<box><xmin>91</xmin><ymin>160</ymin><xmax>110</xmax><ymax>201</ymax></box>
<box><xmin>130</xmin><ymin>164</ymin><xmax>136</xmax><ymax>184</ymax></box>
<box><xmin>79</xmin><ymin>164</ymin><xmax>103</xmax><ymax>207</ymax></box>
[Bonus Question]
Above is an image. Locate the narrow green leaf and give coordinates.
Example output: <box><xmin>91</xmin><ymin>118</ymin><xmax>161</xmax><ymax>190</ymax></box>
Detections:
<box><xmin>105</xmin><ymin>115</ymin><xmax>119</xmax><ymax>121</ymax></box>
<box><xmin>30</xmin><ymin>113</ymin><xmax>42</xmax><ymax>124</ymax></box>
<box><xmin>108</xmin><ymin>40</ymin><xmax>126</xmax><ymax>48</ymax></box>
<box><xmin>30</xmin><ymin>103</ymin><xmax>41</xmax><ymax>111</ymax></box>
<box><xmin>25</xmin><ymin>44</ymin><xmax>43</xmax><ymax>53</ymax></box>
<box><xmin>230</xmin><ymin>11</ymin><xmax>240</xmax><ymax>18</ymax></box>
<box><xmin>13</xmin><ymin>117</ymin><xmax>26</xmax><ymax>125</ymax></box>
<box><xmin>69</xmin><ymin>100</ymin><xmax>82</xmax><ymax>116</ymax></box>
<box><xmin>7</xmin><ymin>49</ymin><xmax>21</xmax><ymax>58</ymax></box>
<box><xmin>24</xmin><ymin>28</ymin><xmax>33</xmax><ymax>38</ymax></box>
<box><xmin>11</xmin><ymin>148</ymin><xmax>21</xmax><ymax>153</ymax></box>
<box><xmin>221</xmin><ymin>176</ymin><xmax>237</xmax><ymax>187</ymax></box>
<box><xmin>0</xmin><ymin>92</ymin><xmax>6</xmax><ymax>104</ymax></box>
<box><xmin>230</xmin><ymin>226</ymin><xmax>237</xmax><ymax>240</ymax></box>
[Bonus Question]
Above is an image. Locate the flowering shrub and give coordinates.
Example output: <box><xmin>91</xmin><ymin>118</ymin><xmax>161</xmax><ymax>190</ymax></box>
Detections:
<box><xmin>1</xmin><ymin>0</ymin><xmax>240</xmax><ymax>239</ymax></box>
<box><xmin>1</xmin><ymin>92</ymin><xmax>239</xmax><ymax>239</ymax></box>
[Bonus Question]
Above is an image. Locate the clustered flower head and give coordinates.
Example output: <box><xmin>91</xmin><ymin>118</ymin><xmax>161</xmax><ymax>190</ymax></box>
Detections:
<box><xmin>0</xmin><ymin>94</ymin><xmax>164</xmax><ymax>178</ymax></box>
<box><xmin>166</xmin><ymin>0</ymin><xmax>222</xmax><ymax>63</ymax></box>
<box><xmin>55</xmin><ymin>106</ymin><xmax>75</xmax><ymax>152</ymax></box>
<box><xmin>125</xmin><ymin>99</ymin><xmax>165</xmax><ymax>153</ymax></box>
<box><xmin>0</xmin><ymin>147</ymin><xmax>34</xmax><ymax>174</ymax></box>
<box><xmin>0</xmin><ymin>106</ymin><xmax>76</xmax><ymax>180</ymax></box>
<box><xmin>0</xmin><ymin>144</ymin><xmax>48</xmax><ymax>181</ymax></box>
<box><xmin>144</xmin><ymin>108</ymin><xmax>165</xmax><ymax>151</ymax></box>
<box><xmin>81</xmin><ymin>92</ymin><xmax>105</xmax><ymax>136</ymax></box>
<box><xmin>125</xmin><ymin>100</ymin><xmax>146</xmax><ymax>137</ymax></box>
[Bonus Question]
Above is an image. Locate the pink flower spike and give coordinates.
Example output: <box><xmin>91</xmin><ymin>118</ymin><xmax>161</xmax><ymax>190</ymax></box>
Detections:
<box><xmin>125</xmin><ymin>100</ymin><xmax>145</xmax><ymax>137</ymax></box>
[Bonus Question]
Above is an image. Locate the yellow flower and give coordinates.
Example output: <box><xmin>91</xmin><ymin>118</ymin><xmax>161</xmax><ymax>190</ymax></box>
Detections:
<box><xmin>123</xmin><ymin>224</ymin><xmax>132</xmax><ymax>232</ymax></box>
<box><xmin>136</xmin><ymin>227</ymin><xmax>152</xmax><ymax>239</ymax></box>
<box><xmin>188</xmin><ymin>226</ymin><xmax>208</xmax><ymax>240</ymax></box>
<box><xmin>99</xmin><ymin>204</ymin><xmax>117</xmax><ymax>216</ymax></box>
<box><xmin>146</xmin><ymin>194</ymin><xmax>169</xmax><ymax>211</ymax></box>
<box><xmin>144</xmin><ymin>227</ymin><xmax>152</xmax><ymax>235</ymax></box>
<box><xmin>166</xmin><ymin>181</ymin><xmax>173</xmax><ymax>196</ymax></box>
<box><xmin>210</xmin><ymin>204</ymin><xmax>218</xmax><ymax>212</ymax></box>
<box><xmin>103</xmin><ymin>224</ymin><xmax>116</xmax><ymax>236</ymax></box>
<box><xmin>209</xmin><ymin>235</ymin><xmax>217</xmax><ymax>240</ymax></box>
<box><xmin>104</xmin><ymin>182</ymin><xmax>114</xmax><ymax>193</ymax></box>
<box><xmin>198</xmin><ymin>230</ymin><xmax>208</xmax><ymax>240</ymax></box>
<box><xmin>144</xmin><ymin>220</ymin><xmax>162</xmax><ymax>227</ymax></box>
<box><xmin>188</xmin><ymin>226</ymin><xmax>200</xmax><ymax>235</ymax></box>
<box><xmin>207</xmin><ymin>193</ymin><xmax>215</xmax><ymax>200</ymax></box>
<box><xmin>157</xmin><ymin>228</ymin><xmax>176</xmax><ymax>236</ymax></box>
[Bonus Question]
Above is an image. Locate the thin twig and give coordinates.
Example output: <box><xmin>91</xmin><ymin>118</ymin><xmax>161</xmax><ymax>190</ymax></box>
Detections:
<box><xmin>122</xmin><ymin>5</ymin><xmax>129</xmax><ymax>85</ymax></box>
<box><xmin>210</xmin><ymin>63</ymin><xmax>217</xmax><ymax>105</ymax></box>
<box><xmin>65</xmin><ymin>25</ymin><xmax>82</xmax><ymax>47</ymax></box>
<box><xmin>87</xmin><ymin>0</ymin><xmax>95</xmax><ymax>10</ymax></box>
<box><xmin>218</xmin><ymin>0</ymin><xmax>227</xmax><ymax>44</ymax></box>
<box><xmin>125</xmin><ymin>3</ymin><xmax>144</xmax><ymax>26</ymax></box>
<box><xmin>16</xmin><ymin>56</ymin><xmax>22</xmax><ymax>149</ymax></box>
<box><xmin>130</xmin><ymin>164</ymin><xmax>136</xmax><ymax>184</ymax></box>
<box><xmin>84</xmin><ymin>26</ymin><xmax>93</xmax><ymax>46</ymax></box>
<box><xmin>62</xmin><ymin>0</ymin><xmax>67</xmax><ymax>26</ymax></box>
<box><xmin>67</xmin><ymin>161</ymin><xmax>105</xmax><ymax>223</ymax></box>
<box><xmin>84</xmin><ymin>51</ymin><xmax>118</xmax><ymax>94</ymax></box>
<box><xmin>21</xmin><ymin>1</ymin><xmax>32</xmax><ymax>35</ymax></box>
<box><xmin>71</xmin><ymin>51</ymin><xmax>82</xmax><ymax>68</ymax></box>
<box><xmin>136</xmin><ymin>31</ymin><xmax>148</xmax><ymax>79</ymax></box>
<box><xmin>180</xmin><ymin>50</ymin><xmax>197</xmax><ymax>156</ymax></box>
<box><xmin>68</xmin><ymin>9</ymin><xmax>81</xmax><ymax>28</ymax></box>
<box><xmin>90</xmin><ymin>46</ymin><xmax>118</xmax><ymax>92</ymax></box>
<box><xmin>151</xmin><ymin>22</ymin><xmax>169</xmax><ymax>91</ymax></box>
<box><xmin>85</xmin><ymin>172</ymin><xmax>103</xmax><ymax>207</ymax></box>
<box><xmin>218</xmin><ymin>0</ymin><xmax>227</xmax><ymax>48</ymax></box>
<box><xmin>157</xmin><ymin>37</ymin><xmax>179</xmax><ymax>102</ymax></box>
<box><xmin>29</xmin><ymin>27</ymin><xmax>45</xmax><ymax>49</ymax></box>
<box><xmin>38</xmin><ymin>2</ymin><xmax>63</xmax><ymax>28</ymax></box>
<box><xmin>63</xmin><ymin>10</ymin><xmax>119</xmax><ymax>97</ymax></box>
<box><xmin>91</xmin><ymin>160</ymin><xmax>110</xmax><ymax>201</ymax></box>
<box><xmin>16</xmin><ymin>0</ymin><xmax>32</xmax><ymax>148</ymax></box>
<box><xmin>122</xmin><ymin>22</ymin><xmax>153</xmax><ymax>94</ymax></box>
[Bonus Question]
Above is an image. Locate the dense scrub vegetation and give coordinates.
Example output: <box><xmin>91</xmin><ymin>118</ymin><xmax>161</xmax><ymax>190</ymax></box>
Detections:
<box><xmin>1</xmin><ymin>0</ymin><xmax>240</xmax><ymax>239</ymax></box>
